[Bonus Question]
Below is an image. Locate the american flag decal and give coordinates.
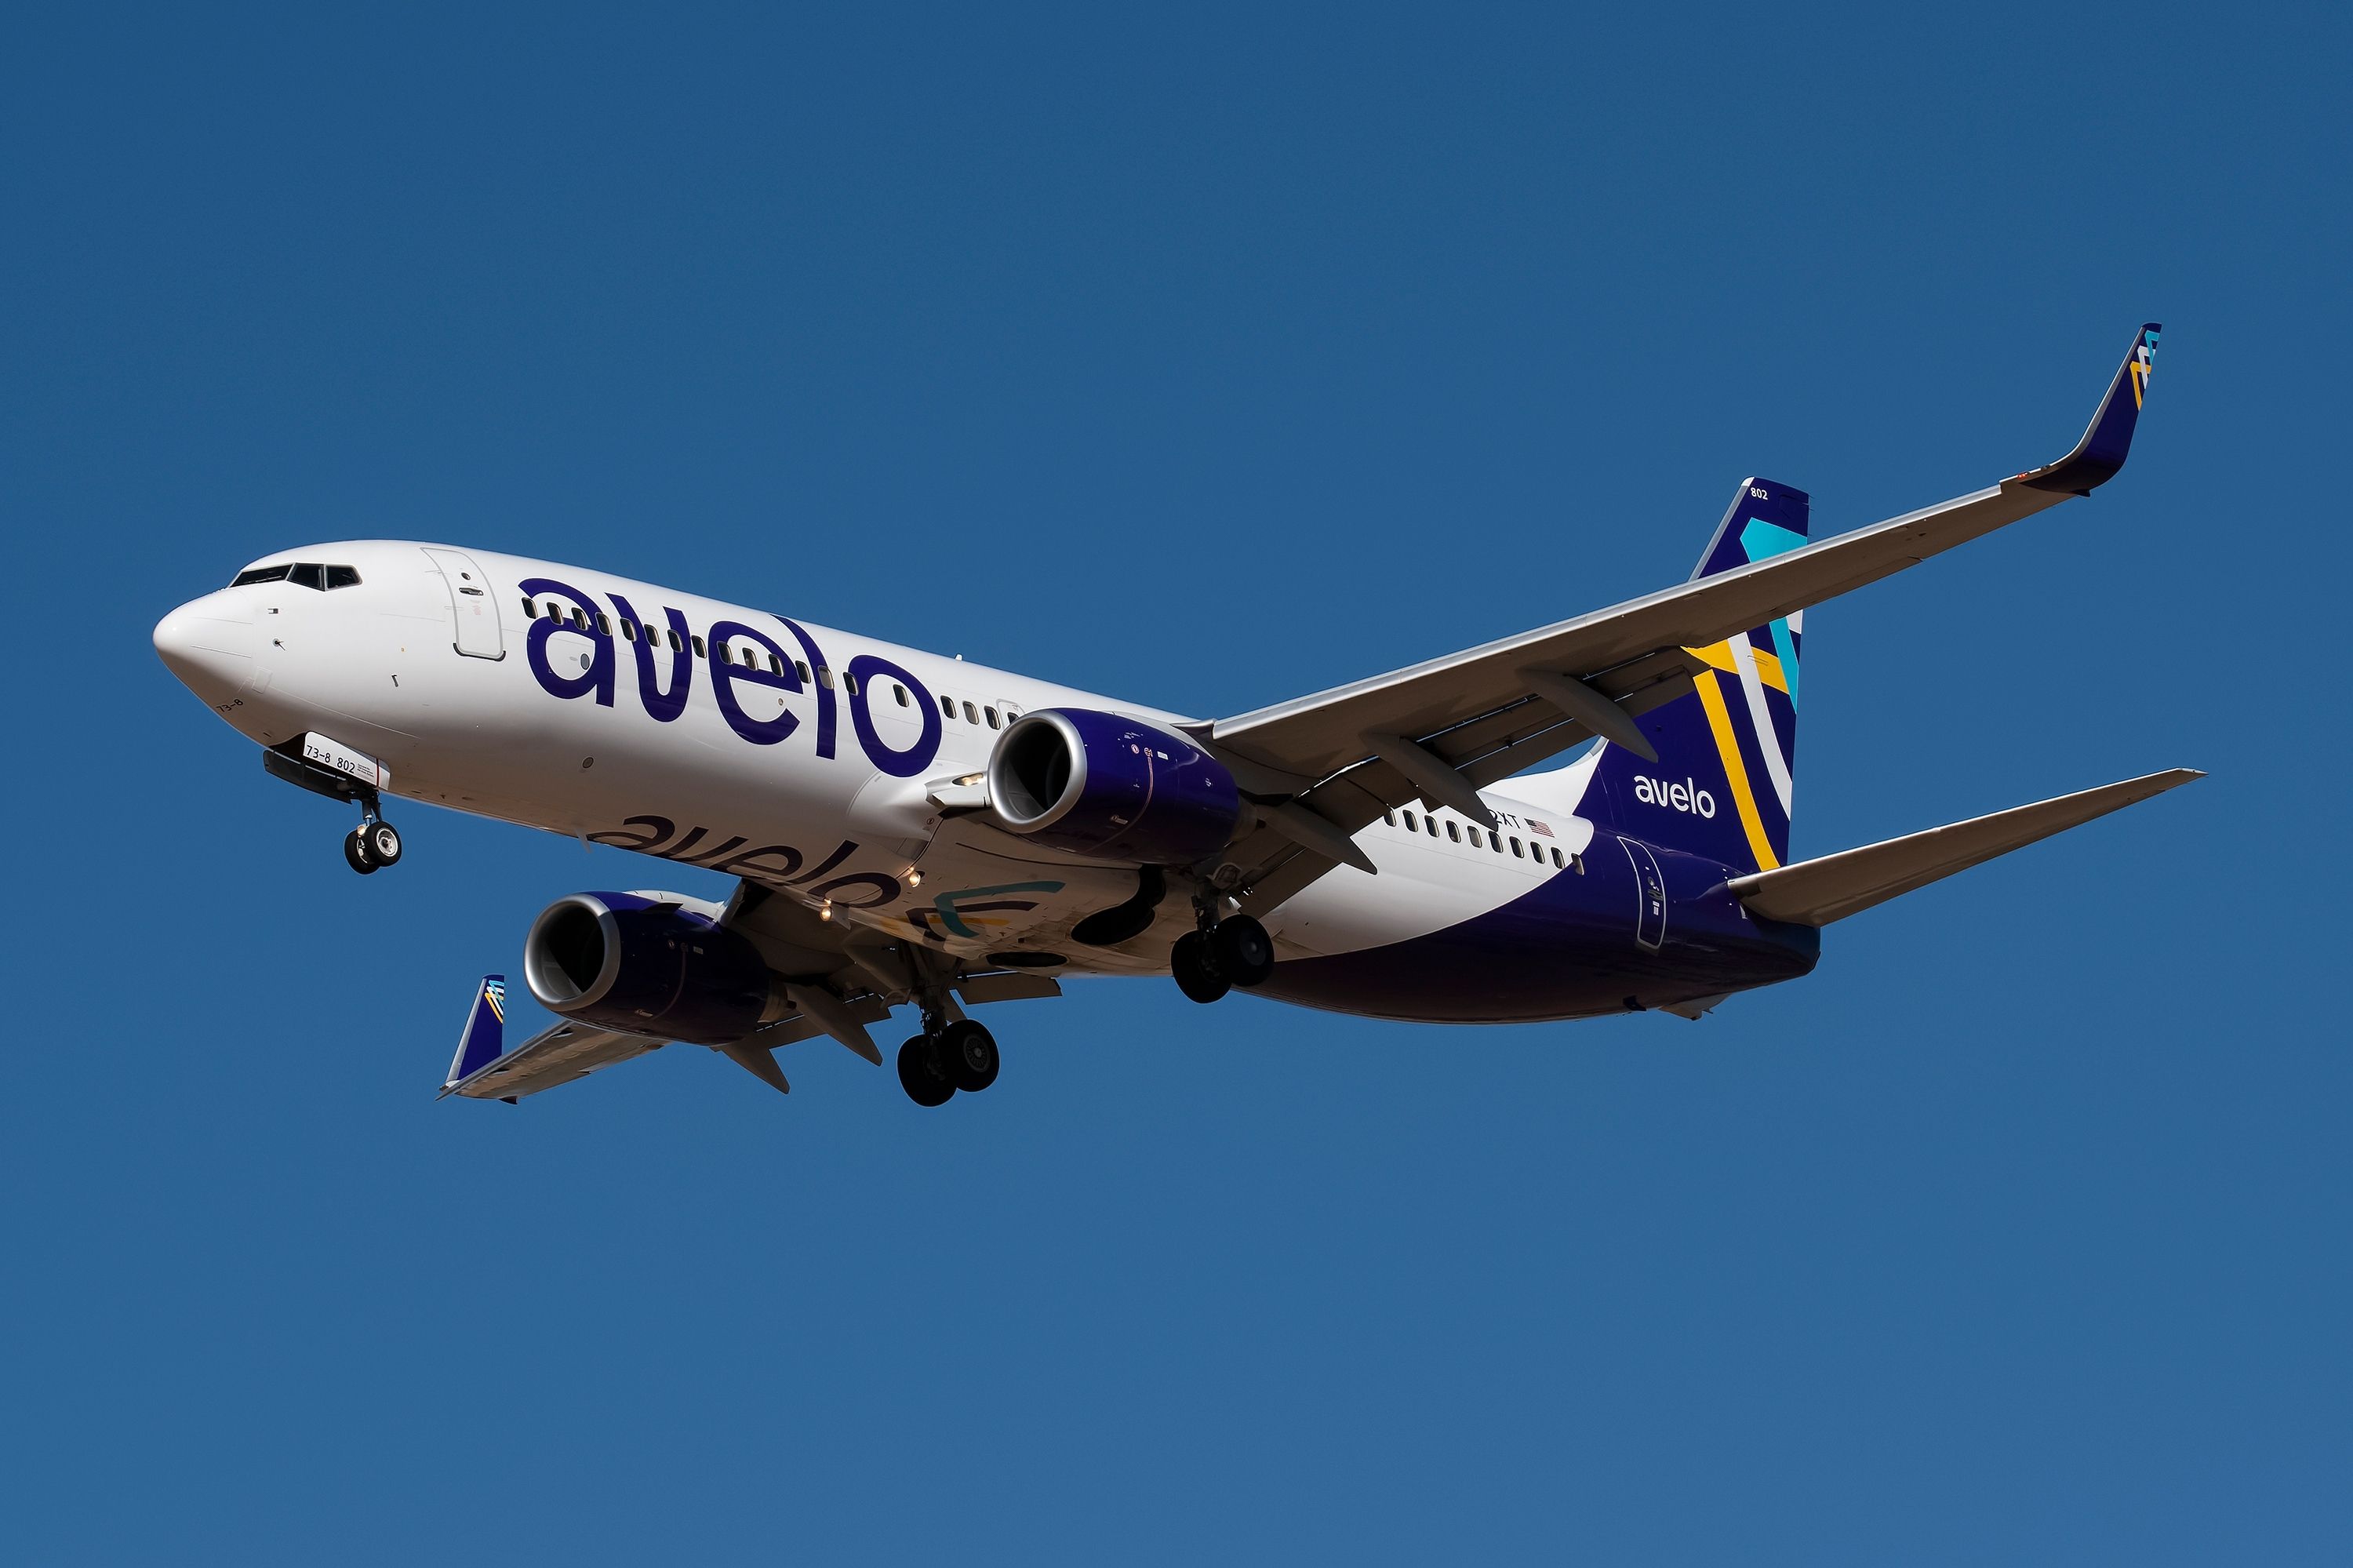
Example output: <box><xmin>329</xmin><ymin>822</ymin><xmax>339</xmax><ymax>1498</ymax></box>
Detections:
<box><xmin>1529</xmin><ymin>820</ymin><xmax>1554</xmax><ymax>838</ymax></box>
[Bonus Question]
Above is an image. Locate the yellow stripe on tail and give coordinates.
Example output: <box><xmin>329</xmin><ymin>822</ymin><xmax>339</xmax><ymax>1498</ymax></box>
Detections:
<box><xmin>1692</xmin><ymin>670</ymin><xmax>1780</xmax><ymax>870</ymax></box>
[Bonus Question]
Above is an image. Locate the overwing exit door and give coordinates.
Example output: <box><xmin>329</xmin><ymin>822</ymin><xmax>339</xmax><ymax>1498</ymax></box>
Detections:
<box><xmin>422</xmin><ymin>548</ymin><xmax>505</xmax><ymax>660</ymax></box>
<box><xmin>1618</xmin><ymin>836</ymin><xmax>1667</xmax><ymax>951</ymax></box>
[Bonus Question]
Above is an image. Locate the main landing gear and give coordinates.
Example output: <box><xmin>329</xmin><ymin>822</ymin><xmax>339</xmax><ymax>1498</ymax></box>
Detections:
<box><xmin>342</xmin><ymin>795</ymin><xmax>404</xmax><ymax>875</ymax></box>
<box><xmin>1170</xmin><ymin>912</ymin><xmax>1275</xmax><ymax>1004</ymax></box>
<box><xmin>896</xmin><ymin>1017</ymin><xmax>1000</xmax><ymax>1108</ymax></box>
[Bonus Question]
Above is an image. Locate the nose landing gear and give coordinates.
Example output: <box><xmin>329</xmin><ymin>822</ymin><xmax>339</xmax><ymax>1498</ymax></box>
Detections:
<box><xmin>260</xmin><ymin>736</ymin><xmax>406</xmax><ymax>876</ymax></box>
<box><xmin>1171</xmin><ymin>911</ymin><xmax>1275</xmax><ymax>1004</ymax></box>
<box><xmin>343</xmin><ymin>799</ymin><xmax>404</xmax><ymax>875</ymax></box>
<box><xmin>896</xmin><ymin>1018</ymin><xmax>1000</xmax><ymax>1106</ymax></box>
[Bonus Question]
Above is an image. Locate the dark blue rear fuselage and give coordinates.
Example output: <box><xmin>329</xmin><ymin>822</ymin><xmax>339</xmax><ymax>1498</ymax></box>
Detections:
<box><xmin>1257</xmin><ymin>834</ymin><xmax>1820</xmax><ymax>1024</ymax></box>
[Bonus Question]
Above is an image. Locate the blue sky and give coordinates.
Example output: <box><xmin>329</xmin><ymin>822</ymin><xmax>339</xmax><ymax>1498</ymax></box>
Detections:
<box><xmin>5</xmin><ymin>4</ymin><xmax>2347</xmax><ymax>1561</ymax></box>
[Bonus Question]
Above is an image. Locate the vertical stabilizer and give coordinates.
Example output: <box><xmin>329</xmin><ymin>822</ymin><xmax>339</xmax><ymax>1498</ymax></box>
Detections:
<box><xmin>1587</xmin><ymin>478</ymin><xmax>1809</xmax><ymax>871</ymax></box>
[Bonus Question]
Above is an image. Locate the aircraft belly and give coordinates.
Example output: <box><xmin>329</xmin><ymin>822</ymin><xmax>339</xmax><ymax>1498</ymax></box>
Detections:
<box><xmin>847</xmin><ymin>831</ymin><xmax>1158</xmax><ymax>966</ymax></box>
<box><xmin>1257</xmin><ymin>843</ymin><xmax>1819</xmax><ymax>1024</ymax></box>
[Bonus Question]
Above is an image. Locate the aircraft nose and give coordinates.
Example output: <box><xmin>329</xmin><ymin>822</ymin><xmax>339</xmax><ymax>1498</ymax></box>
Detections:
<box><xmin>154</xmin><ymin>594</ymin><xmax>261</xmax><ymax>705</ymax></box>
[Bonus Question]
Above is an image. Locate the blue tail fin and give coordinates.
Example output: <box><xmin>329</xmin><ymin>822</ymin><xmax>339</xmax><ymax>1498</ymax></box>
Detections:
<box><xmin>1589</xmin><ymin>478</ymin><xmax>1808</xmax><ymax>872</ymax></box>
<box><xmin>443</xmin><ymin>975</ymin><xmax>507</xmax><ymax>1090</ymax></box>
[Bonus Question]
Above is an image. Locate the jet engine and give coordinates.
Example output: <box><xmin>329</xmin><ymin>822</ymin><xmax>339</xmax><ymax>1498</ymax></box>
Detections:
<box><xmin>987</xmin><ymin>708</ymin><xmax>1242</xmax><ymax>865</ymax></box>
<box><xmin>522</xmin><ymin>891</ymin><xmax>785</xmax><ymax>1046</ymax></box>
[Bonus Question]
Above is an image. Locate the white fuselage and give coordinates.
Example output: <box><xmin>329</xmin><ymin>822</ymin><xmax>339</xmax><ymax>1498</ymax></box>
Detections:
<box><xmin>155</xmin><ymin>540</ymin><xmax>1601</xmax><ymax>981</ymax></box>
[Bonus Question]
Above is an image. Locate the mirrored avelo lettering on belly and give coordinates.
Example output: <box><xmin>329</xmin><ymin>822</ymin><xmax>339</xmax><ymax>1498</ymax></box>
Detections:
<box><xmin>587</xmin><ymin>815</ymin><xmax>903</xmax><ymax>908</ymax></box>
<box><xmin>520</xmin><ymin>581</ymin><xmax>942</xmax><ymax>777</ymax></box>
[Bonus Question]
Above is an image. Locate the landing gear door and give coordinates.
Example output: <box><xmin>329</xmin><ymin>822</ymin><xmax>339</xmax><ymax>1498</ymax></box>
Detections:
<box><xmin>423</xmin><ymin>549</ymin><xmax>505</xmax><ymax>660</ymax></box>
<box><xmin>1618</xmin><ymin>836</ymin><xmax>1667</xmax><ymax>951</ymax></box>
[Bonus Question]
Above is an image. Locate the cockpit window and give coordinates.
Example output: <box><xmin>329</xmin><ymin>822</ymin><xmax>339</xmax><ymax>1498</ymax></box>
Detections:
<box><xmin>229</xmin><ymin>562</ymin><xmax>359</xmax><ymax>591</ymax></box>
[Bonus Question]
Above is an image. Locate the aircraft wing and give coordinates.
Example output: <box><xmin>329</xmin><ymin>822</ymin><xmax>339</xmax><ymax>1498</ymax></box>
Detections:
<box><xmin>1201</xmin><ymin>324</ymin><xmax>2162</xmax><ymax>917</ymax></box>
<box><xmin>438</xmin><ymin>887</ymin><xmax>1068</xmax><ymax>1104</ymax></box>
<box><xmin>442</xmin><ymin>1017</ymin><xmax>664</xmax><ymax>1101</ymax></box>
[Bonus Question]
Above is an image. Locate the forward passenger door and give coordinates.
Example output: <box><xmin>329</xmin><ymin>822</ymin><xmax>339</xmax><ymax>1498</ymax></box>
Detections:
<box><xmin>423</xmin><ymin>548</ymin><xmax>505</xmax><ymax>660</ymax></box>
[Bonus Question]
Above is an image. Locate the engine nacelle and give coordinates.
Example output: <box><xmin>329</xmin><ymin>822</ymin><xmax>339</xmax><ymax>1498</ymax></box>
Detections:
<box><xmin>987</xmin><ymin>708</ymin><xmax>1242</xmax><ymax>865</ymax></box>
<box><xmin>522</xmin><ymin>892</ymin><xmax>783</xmax><ymax>1046</ymax></box>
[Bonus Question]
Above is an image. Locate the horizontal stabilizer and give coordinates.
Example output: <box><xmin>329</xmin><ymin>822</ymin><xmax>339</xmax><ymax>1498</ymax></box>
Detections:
<box><xmin>1726</xmin><ymin>768</ymin><xmax>2202</xmax><ymax>926</ymax></box>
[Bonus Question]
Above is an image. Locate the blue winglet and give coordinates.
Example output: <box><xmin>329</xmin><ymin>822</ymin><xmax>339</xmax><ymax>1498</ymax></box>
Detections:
<box><xmin>2014</xmin><ymin>322</ymin><xmax>2161</xmax><ymax>496</ymax></box>
<box><xmin>442</xmin><ymin>975</ymin><xmax>507</xmax><ymax>1093</ymax></box>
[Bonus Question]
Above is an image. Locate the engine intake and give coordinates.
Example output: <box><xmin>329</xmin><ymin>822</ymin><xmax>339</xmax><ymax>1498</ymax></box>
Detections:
<box><xmin>987</xmin><ymin>708</ymin><xmax>1242</xmax><ymax>865</ymax></box>
<box><xmin>523</xmin><ymin>892</ymin><xmax>783</xmax><ymax>1046</ymax></box>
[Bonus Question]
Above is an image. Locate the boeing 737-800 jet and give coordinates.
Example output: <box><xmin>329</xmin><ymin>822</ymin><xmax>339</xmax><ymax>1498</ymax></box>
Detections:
<box><xmin>155</xmin><ymin>325</ymin><xmax>2190</xmax><ymax>1109</ymax></box>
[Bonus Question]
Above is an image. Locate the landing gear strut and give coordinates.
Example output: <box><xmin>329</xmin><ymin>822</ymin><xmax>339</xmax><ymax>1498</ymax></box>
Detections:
<box><xmin>1171</xmin><ymin>911</ymin><xmax>1275</xmax><ymax>1004</ymax></box>
<box><xmin>342</xmin><ymin>793</ymin><xmax>403</xmax><ymax>875</ymax></box>
<box><xmin>896</xmin><ymin>1017</ymin><xmax>1000</xmax><ymax>1106</ymax></box>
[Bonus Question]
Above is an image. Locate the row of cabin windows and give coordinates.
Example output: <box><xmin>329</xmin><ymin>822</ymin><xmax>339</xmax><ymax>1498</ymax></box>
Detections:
<box><xmin>519</xmin><ymin>597</ymin><xmax>919</xmax><ymax>704</ymax></box>
<box><xmin>231</xmin><ymin>563</ymin><xmax>361</xmax><ymax>591</ymax></box>
<box><xmin>941</xmin><ymin>697</ymin><xmax>1015</xmax><ymax>729</ymax></box>
<box><xmin>1382</xmin><ymin>807</ymin><xmax>1572</xmax><ymax>870</ymax></box>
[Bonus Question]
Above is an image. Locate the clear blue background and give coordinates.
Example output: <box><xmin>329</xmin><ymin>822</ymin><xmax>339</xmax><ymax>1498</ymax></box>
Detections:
<box><xmin>5</xmin><ymin>4</ymin><xmax>2345</xmax><ymax>1561</ymax></box>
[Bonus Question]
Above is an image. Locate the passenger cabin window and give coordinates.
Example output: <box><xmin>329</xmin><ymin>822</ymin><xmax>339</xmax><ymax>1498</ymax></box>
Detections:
<box><xmin>620</xmin><ymin>620</ymin><xmax>636</xmax><ymax>642</ymax></box>
<box><xmin>817</xmin><ymin>667</ymin><xmax>835</xmax><ymax>689</ymax></box>
<box><xmin>768</xmin><ymin>653</ymin><xmax>785</xmax><ymax>675</ymax></box>
<box><xmin>667</xmin><ymin>629</ymin><xmax>683</xmax><ymax>653</ymax></box>
<box><xmin>844</xmin><ymin>671</ymin><xmax>860</xmax><ymax>696</ymax></box>
<box><xmin>893</xmin><ymin>684</ymin><xmax>909</xmax><ymax>707</ymax></box>
<box><xmin>690</xmin><ymin>635</ymin><xmax>706</xmax><ymax>657</ymax></box>
<box><xmin>1467</xmin><ymin>828</ymin><xmax>1482</xmax><ymax>848</ymax></box>
<box><xmin>595</xmin><ymin>613</ymin><xmax>611</xmax><ymax>635</ymax></box>
<box><xmin>1384</xmin><ymin>809</ymin><xmax>1397</xmax><ymax>826</ymax></box>
<box><xmin>984</xmin><ymin>707</ymin><xmax>999</xmax><ymax>729</ymax></box>
<box><xmin>1510</xmin><ymin>838</ymin><xmax>1523</xmax><ymax>857</ymax></box>
<box><xmin>795</xmin><ymin>660</ymin><xmax>810</xmax><ymax>683</ymax></box>
<box><xmin>521</xmin><ymin>596</ymin><xmax>537</xmax><ymax>619</ymax></box>
<box><xmin>1549</xmin><ymin>847</ymin><xmax>1565</xmax><ymax>868</ymax></box>
<box><xmin>571</xmin><ymin>608</ymin><xmax>589</xmax><ymax>631</ymax></box>
<box><xmin>1427</xmin><ymin>817</ymin><xmax>1439</xmax><ymax>837</ymax></box>
<box><xmin>1446</xmin><ymin>821</ymin><xmax>1460</xmax><ymax>842</ymax></box>
<box><xmin>1402</xmin><ymin>811</ymin><xmax>1417</xmax><ymax>831</ymax></box>
<box><xmin>940</xmin><ymin>696</ymin><xmax>955</xmax><ymax>719</ymax></box>
<box><xmin>962</xmin><ymin>701</ymin><xmax>980</xmax><ymax>725</ymax></box>
<box><xmin>718</xmin><ymin>642</ymin><xmax>733</xmax><ymax>665</ymax></box>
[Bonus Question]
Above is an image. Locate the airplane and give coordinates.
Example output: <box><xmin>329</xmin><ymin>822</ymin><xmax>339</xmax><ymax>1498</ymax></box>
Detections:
<box><xmin>154</xmin><ymin>323</ymin><xmax>2191</xmax><ymax>1110</ymax></box>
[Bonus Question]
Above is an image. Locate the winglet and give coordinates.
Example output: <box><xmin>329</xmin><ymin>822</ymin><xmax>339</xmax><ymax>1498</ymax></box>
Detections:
<box><xmin>441</xmin><ymin>975</ymin><xmax>507</xmax><ymax>1095</ymax></box>
<box><xmin>2012</xmin><ymin>322</ymin><xmax>2161</xmax><ymax>496</ymax></box>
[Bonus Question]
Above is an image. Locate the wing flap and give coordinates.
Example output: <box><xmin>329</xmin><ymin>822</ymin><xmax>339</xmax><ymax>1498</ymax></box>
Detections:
<box><xmin>1726</xmin><ymin>768</ymin><xmax>2201</xmax><ymax>927</ymax></box>
<box><xmin>954</xmin><ymin>971</ymin><xmax>1064</xmax><ymax>1005</ymax></box>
